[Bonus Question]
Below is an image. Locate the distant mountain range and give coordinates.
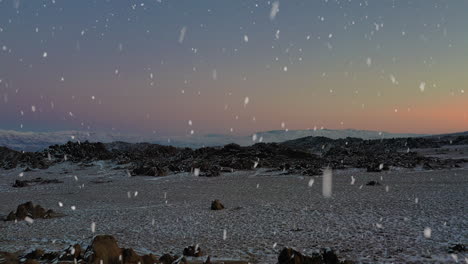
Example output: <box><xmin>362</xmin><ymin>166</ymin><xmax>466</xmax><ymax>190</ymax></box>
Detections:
<box><xmin>0</xmin><ymin>129</ymin><xmax>431</xmax><ymax>151</ymax></box>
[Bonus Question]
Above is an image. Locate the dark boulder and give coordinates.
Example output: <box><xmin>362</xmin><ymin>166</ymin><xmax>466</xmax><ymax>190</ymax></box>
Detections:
<box><xmin>365</xmin><ymin>181</ymin><xmax>381</xmax><ymax>186</ymax></box>
<box><xmin>86</xmin><ymin>235</ymin><xmax>122</xmax><ymax>264</ymax></box>
<box><xmin>24</xmin><ymin>249</ymin><xmax>45</xmax><ymax>260</ymax></box>
<box><xmin>183</xmin><ymin>245</ymin><xmax>203</xmax><ymax>257</ymax></box>
<box><xmin>277</xmin><ymin>247</ymin><xmax>354</xmax><ymax>264</ymax></box>
<box><xmin>5</xmin><ymin>202</ymin><xmax>59</xmax><ymax>221</ymax></box>
<box><xmin>211</xmin><ymin>200</ymin><xmax>225</xmax><ymax>210</ymax></box>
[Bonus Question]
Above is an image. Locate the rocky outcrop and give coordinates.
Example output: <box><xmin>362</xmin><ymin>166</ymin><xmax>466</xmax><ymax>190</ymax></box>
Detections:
<box><xmin>2</xmin><ymin>134</ymin><xmax>467</xmax><ymax>176</ymax></box>
<box><xmin>5</xmin><ymin>202</ymin><xmax>60</xmax><ymax>221</ymax></box>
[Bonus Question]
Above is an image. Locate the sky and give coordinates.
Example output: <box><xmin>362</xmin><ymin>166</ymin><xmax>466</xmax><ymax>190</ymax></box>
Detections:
<box><xmin>0</xmin><ymin>0</ymin><xmax>467</xmax><ymax>137</ymax></box>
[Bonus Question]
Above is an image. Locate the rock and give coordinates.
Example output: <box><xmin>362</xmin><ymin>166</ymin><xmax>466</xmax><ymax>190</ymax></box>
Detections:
<box><xmin>203</xmin><ymin>256</ymin><xmax>212</xmax><ymax>264</ymax></box>
<box><xmin>86</xmin><ymin>235</ymin><xmax>122</xmax><ymax>264</ymax></box>
<box><xmin>365</xmin><ymin>181</ymin><xmax>381</xmax><ymax>186</ymax></box>
<box><xmin>159</xmin><ymin>254</ymin><xmax>177</xmax><ymax>264</ymax></box>
<box><xmin>183</xmin><ymin>245</ymin><xmax>203</xmax><ymax>257</ymax></box>
<box><xmin>41</xmin><ymin>252</ymin><xmax>59</xmax><ymax>261</ymax></box>
<box><xmin>141</xmin><ymin>254</ymin><xmax>159</xmax><ymax>264</ymax></box>
<box><xmin>0</xmin><ymin>251</ymin><xmax>19</xmax><ymax>264</ymax></box>
<box><xmin>59</xmin><ymin>244</ymin><xmax>82</xmax><ymax>261</ymax></box>
<box><xmin>199</xmin><ymin>166</ymin><xmax>221</xmax><ymax>177</ymax></box>
<box><xmin>322</xmin><ymin>249</ymin><xmax>340</xmax><ymax>264</ymax></box>
<box><xmin>24</xmin><ymin>249</ymin><xmax>45</xmax><ymax>259</ymax></box>
<box><xmin>12</xmin><ymin>180</ymin><xmax>29</xmax><ymax>187</ymax></box>
<box><xmin>211</xmin><ymin>200</ymin><xmax>225</xmax><ymax>210</ymax></box>
<box><xmin>12</xmin><ymin>178</ymin><xmax>63</xmax><ymax>188</ymax></box>
<box><xmin>448</xmin><ymin>244</ymin><xmax>466</xmax><ymax>253</ymax></box>
<box><xmin>277</xmin><ymin>248</ymin><xmax>321</xmax><ymax>264</ymax></box>
<box><xmin>277</xmin><ymin>248</ymin><xmax>354</xmax><ymax>264</ymax></box>
<box><xmin>6</xmin><ymin>211</ymin><xmax>16</xmax><ymax>221</ymax></box>
<box><xmin>122</xmin><ymin>248</ymin><xmax>142</xmax><ymax>264</ymax></box>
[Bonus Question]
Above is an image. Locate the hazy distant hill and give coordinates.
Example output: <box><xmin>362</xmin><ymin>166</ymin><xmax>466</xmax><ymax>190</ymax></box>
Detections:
<box><xmin>0</xmin><ymin>130</ymin><xmax>150</xmax><ymax>152</ymax></box>
<box><xmin>0</xmin><ymin>128</ymin><xmax>428</xmax><ymax>151</ymax></box>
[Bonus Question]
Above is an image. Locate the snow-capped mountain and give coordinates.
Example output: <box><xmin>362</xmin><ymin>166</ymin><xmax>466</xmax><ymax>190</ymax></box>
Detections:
<box><xmin>0</xmin><ymin>128</ymin><xmax>427</xmax><ymax>151</ymax></box>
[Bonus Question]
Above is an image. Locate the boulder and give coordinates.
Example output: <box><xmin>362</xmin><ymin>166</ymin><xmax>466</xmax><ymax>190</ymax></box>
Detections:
<box><xmin>141</xmin><ymin>254</ymin><xmax>159</xmax><ymax>264</ymax></box>
<box><xmin>183</xmin><ymin>245</ymin><xmax>203</xmax><ymax>257</ymax></box>
<box><xmin>277</xmin><ymin>248</ymin><xmax>321</xmax><ymax>264</ymax></box>
<box><xmin>24</xmin><ymin>249</ymin><xmax>45</xmax><ymax>260</ymax></box>
<box><xmin>211</xmin><ymin>200</ymin><xmax>225</xmax><ymax>210</ymax></box>
<box><xmin>86</xmin><ymin>235</ymin><xmax>122</xmax><ymax>264</ymax></box>
<box><xmin>4</xmin><ymin>202</ymin><xmax>59</xmax><ymax>221</ymax></box>
<box><xmin>0</xmin><ymin>251</ymin><xmax>19</xmax><ymax>264</ymax></box>
<box><xmin>159</xmin><ymin>254</ymin><xmax>177</xmax><ymax>264</ymax></box>
<box><xmin>122</xmin><ymin>248</ymin><xmax>142</xmax><ymax>264</ymax></box>
<box><xmin>365</xmin><ymin>181</ymin><xmax>381</xmax><ymax>186</ymax></box>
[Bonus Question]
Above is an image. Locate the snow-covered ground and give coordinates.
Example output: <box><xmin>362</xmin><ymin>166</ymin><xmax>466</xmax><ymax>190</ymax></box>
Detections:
<box><xmin>0</xmin><ymin>163</ymin><xmax>467</xmax><ymax>263</ymax></box>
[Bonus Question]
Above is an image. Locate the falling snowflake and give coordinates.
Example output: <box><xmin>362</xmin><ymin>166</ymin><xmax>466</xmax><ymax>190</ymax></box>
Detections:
<box><xmin>270</xmin><ymin>1</ymin><xmax>280</xmax><ymax>20</ymax></box>
<box><xmin>390</xmin><ymin>74</ymin><xmax>397</xmax><ymax>84</ymax></box>
<box><xmin>244</xmin><ymin>96</ymin><xmax>249</xmax><ymax>107</ymax></box>
<box><xmin>212</xmin><ymin>69</ymin><xmax>217</xmax><ymax>80</ymax></box>
<box><xmin>193</xmin><ymin>168</ymin><xmax>200</xmax><ymax>176</ymax></box>
<box><xmin>252</xmin><ymin>133</ymin><xmax>257</xmax><ymax>141</ymax></box>
<box><xmin>308</xmin><ymin>178</ymin><xmax>314</xmax><ymax>187</ymax></box>
<box><xmin>423</xmin><ymin>227</ymin><xmax>431</xmax><ymax>238</ymax></box>
<box><xmin>178</xmin><ymin>26</ymin><xmax>187</xmax><ymax>43</ymax></box>
<box><xmin>322</xmin><ymin>168</ymin><xmax>332</xmax><ymax>198</ymax></box>
<box><xmin>366</xmin><ymin>57</ymin><xmax>372</xmax><ymax>67</ymax></box>
<box><xmin>223</xmin><ymin>229</ymin><xmax>227</xmax><ymax>240</ymax></box>
<box><xmin>25</xmin><ymin>217</ymin><xmax>34</xmax><ymax>224</ymax></box>
<box><xmin>42</xmin><ymin>52</ymin><xmax>48</xmax><ymax>58</ymax></box>
<box><xmin>243</xmin><ymin>35</ymin><xmax>249</xmax><ymax>42</ymax></box>
<box><xmin>419</xmin><ymin>82</ymin><xmax>426</xmax><ymax>92</ymax></box>
<box><xmin>91</xmin><ymin>222</ymin><xmax>96</xmax><ymax>233</ymax></box>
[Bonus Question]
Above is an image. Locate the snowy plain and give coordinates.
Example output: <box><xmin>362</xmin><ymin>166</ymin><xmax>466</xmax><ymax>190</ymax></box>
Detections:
<box><xmin>0</xmin><ymin>162</ymin><xmax>467</xmax><ymax>264</ymax></box>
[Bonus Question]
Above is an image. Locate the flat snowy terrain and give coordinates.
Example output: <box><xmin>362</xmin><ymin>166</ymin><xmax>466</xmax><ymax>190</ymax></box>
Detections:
<box><xmin>0</xmin><ymin>163</ymin><xmax>467</xmax><ymax>263</ymax></box>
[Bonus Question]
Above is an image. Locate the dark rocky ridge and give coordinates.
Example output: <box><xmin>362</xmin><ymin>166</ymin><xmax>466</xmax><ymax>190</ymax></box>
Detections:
<box><xmin>1</xmin><ymin>134</ymin><xmax>467</xmax><ymax>176</ymax></box>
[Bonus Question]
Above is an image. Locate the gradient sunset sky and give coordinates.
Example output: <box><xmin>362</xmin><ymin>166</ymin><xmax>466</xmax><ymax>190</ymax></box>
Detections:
<box><xmin>0</xmin><ymin>0</ymin><xmax>467</xmax><ymax>137</ymax></box>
